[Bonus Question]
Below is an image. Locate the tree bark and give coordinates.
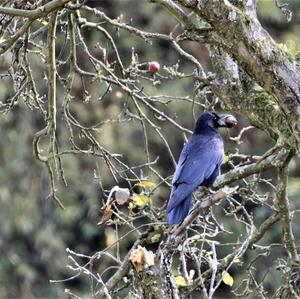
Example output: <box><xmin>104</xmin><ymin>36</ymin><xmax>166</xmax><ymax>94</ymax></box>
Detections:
<box><xmin>153</xmin><ymin>0</ymin><xmax>300</xmax><ymax>148</ymax></box>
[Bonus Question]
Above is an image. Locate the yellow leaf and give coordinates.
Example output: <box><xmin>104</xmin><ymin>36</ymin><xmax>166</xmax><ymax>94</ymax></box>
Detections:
<box><xmin>175</xmin><ymin>275</ymin><xmax>187</xmax><ymax>286</ymax></box>
<box><xmin>223</xmin><ymin>155</ymin><xmax>229</xmax><ymax>164</ymax></box>
<box><xmin>223</xmin><ymin>271</ymin><xmax>234</xmax><ymax>287</ymax></box>
<box><xmin>105</xmin><ymin>228</ymin><xmax>116</xmax><ymax>247</ymax></box>
<box><xmin>137</xmin><ymin>181</ymin><xmax>156</xmax><ymax>188</ymax></box>
<box><xmin>150</xmin><ymin>233</ymin><xmax>161</xmax><ymax>243</ymax></box>
<box><xmin>233</xmin><ymin>258</ymin><xmax>241</xmax><ymax>264</ymax></box>
<box><xmin>36</xmin><ymin>18</ymin><xmax>48</xmax><ymax>26</ymax></box>
<box><xmin>278</xmin><ymin>43</ymin><xmax>288</xmax><ymax>52</ymax></box>
<box><xmin>129</xmin><ymin>202</ymin><xmax>136</xmax><ymax>209</ymax></box>
<box><xmin>190</xmin><ymin>235</ymin><xmax>200</xmax><ymax>242</ymax></box>
<box><xmin>205</xmin><ymin>251</ymin><xmax>213</xmax><ymax>256</ymax></box>
<box><xmin>132</xmin><ymin>194</ymin><xmax>150</xmax><ymax>206</ymax></box>
<box><xmin>223</xmin><ymin>254</ymin><xmax>242</xmax><ymax>265</ymax></box>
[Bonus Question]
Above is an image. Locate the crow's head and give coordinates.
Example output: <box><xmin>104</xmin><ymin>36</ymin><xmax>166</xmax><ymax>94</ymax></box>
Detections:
<box><xmin>194</xmin><ymin>112</ymin><xmax>237</xmax><ymax>133</ymax></box>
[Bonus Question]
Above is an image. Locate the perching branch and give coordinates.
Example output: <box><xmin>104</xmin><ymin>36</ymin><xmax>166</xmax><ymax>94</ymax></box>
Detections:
<box><xmin>214</xmin><ymin>146</ymin><xmax>290</xmax><ymax>189</ymax></box>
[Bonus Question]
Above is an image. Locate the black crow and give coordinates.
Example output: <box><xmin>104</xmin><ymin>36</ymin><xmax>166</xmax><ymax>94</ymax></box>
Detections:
<box><xmin>167</xmin><ymin>112</ymin><xmax>237</xmax><ymax>225</ymax></box>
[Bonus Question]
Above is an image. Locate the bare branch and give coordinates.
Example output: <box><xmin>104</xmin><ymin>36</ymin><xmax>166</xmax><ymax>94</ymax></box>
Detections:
<box><xmin>0</xmin><ymin>0</ymin><xmax>72</xmax><ymax>18</ymax></box>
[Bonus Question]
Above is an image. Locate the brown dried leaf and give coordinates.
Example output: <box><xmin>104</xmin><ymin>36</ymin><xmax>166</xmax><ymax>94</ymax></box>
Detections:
<box><xmin>130</xmin><ymin>246</ymin><xmax>155</xmax><ymax>272</ymax></box>
<box><xmin>142</xmin><ymin>247</ymin><xmax>155</xmax><ymax>267</ymax></box>
<box><xmin>130</xmin><ymin>246</ymin><xmax>144</xmax><ymax>273</ymax></box>
<box><xmin>100</xmin><ymin>204</ymin><xmax>113</xmax><ymax>226</ymax></box>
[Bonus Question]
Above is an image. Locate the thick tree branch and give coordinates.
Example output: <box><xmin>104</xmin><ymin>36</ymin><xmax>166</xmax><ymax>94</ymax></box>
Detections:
<box><xmin>165</xmin><ymin>0</ymin><xmax>300</xmax><ymax>147</ymax></box>
<box><xmin>164</xmin><ymin>187</ymin><xmax>238</xmax><ymax>251</ymax></box>
<box><xmin>209</xmin><ymin>47</ymin><xmax>295</xmax><ymax>145</ymax></box>
<box><xmin>214</xmin><ymin>146</ymin><xmax>290</xmax><ymax>188</ymax></box>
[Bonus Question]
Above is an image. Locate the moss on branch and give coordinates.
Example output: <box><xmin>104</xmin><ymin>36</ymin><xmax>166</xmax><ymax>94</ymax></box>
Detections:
<box><xmin>173</xmin><ymin>0</ymin><xmax>300</xmax><ymax>147</ymax></box>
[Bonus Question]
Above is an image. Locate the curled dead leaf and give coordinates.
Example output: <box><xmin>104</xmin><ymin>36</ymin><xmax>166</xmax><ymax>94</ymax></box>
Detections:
<box><xmin>115</xmin><ymin>188</ymin><xmax>130</xmax><ymax>205</ymax></box>
<box><xmin>142</xmin><ymin>247</ymin><xmax>155</xmax><ymax>267</ymax></box>
<box><xmin>98</xmin><ymin>204</ymin><xmax>113</xmax><ymax>226</ymax></box>
<box><xmin>130</xmin><ymin>246</ymin><xmax>144</xmax><ymax>273</ymax></box>
<box><xmin>130</xmin><ymin>246</ymin><xmax>156</xmax><ymax>272</ymax></box>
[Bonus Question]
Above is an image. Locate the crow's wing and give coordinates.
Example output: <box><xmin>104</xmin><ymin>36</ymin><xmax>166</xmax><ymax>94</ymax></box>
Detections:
<box><xmin>173</xmin><ymin>135</ymin><xmax>223</xmax><ymax>185</ymax></box>
<box><xmin>172</xmin><ymin>144</ymin><xmax>189</xmax><ymax>185</ymax></box>
<box><xmin>167</xmin><ymin>135</ymin><xmax>223</xmax><ymax>212</ymax></box>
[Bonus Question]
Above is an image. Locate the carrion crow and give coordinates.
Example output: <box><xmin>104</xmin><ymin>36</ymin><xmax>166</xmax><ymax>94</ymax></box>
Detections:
<box><xmin>167</xmin><ymin>112</ymin><xmax>237</xmax><ymax>225</ymax></box>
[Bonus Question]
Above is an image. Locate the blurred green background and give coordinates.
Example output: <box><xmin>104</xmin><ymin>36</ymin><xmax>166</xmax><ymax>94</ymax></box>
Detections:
<box><xmin>1</xmin><ymin>0</ymin><xmax>300</xmax><ymax>298</ymax></box>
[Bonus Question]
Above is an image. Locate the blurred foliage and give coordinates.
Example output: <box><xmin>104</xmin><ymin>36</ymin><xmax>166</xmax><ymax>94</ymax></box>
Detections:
<box><xmin>0</xmin><ymin>0</ymin><xmax>300</xmax><ymax>298</ymax></box>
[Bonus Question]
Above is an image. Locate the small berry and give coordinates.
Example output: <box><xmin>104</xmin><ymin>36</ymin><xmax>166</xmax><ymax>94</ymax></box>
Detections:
<box><xmin>148</xmin><ymin>61</ymin><xmax>160</xmax><ymax>74</ymax></box>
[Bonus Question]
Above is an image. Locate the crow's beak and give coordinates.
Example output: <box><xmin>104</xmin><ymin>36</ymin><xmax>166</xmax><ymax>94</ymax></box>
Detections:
<box><xmin>218</xmin><ymin>114</ymin><xmax>238</xmax><ymax>128</ymax></box>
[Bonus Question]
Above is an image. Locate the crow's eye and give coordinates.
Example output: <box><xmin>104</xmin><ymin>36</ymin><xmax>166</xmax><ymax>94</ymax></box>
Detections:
<box><xmin>212</xmin><ymin>113</ymin><xmax>218</xmax><ymax>121</ymax></box>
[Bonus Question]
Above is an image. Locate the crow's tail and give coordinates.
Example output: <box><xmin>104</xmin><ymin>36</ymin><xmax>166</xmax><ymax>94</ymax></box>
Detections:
<box><xmin>167</xmin><ymin>194</ymin><xmax>192</xmax><ymax>225</ymax></box>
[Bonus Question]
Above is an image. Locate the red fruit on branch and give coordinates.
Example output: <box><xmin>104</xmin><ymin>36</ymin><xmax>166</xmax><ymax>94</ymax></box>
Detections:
<box><xmin>148</xmin><ymin>61</ymin><xmax>160</xmax><ymax>74</ymax></box>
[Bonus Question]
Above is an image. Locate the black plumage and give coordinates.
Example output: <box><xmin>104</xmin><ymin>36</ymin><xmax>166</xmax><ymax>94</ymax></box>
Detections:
<box><xmin>167</xmin><ymin>112</ymin><xmax>237</xmax><ymax>225</ymax></box>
